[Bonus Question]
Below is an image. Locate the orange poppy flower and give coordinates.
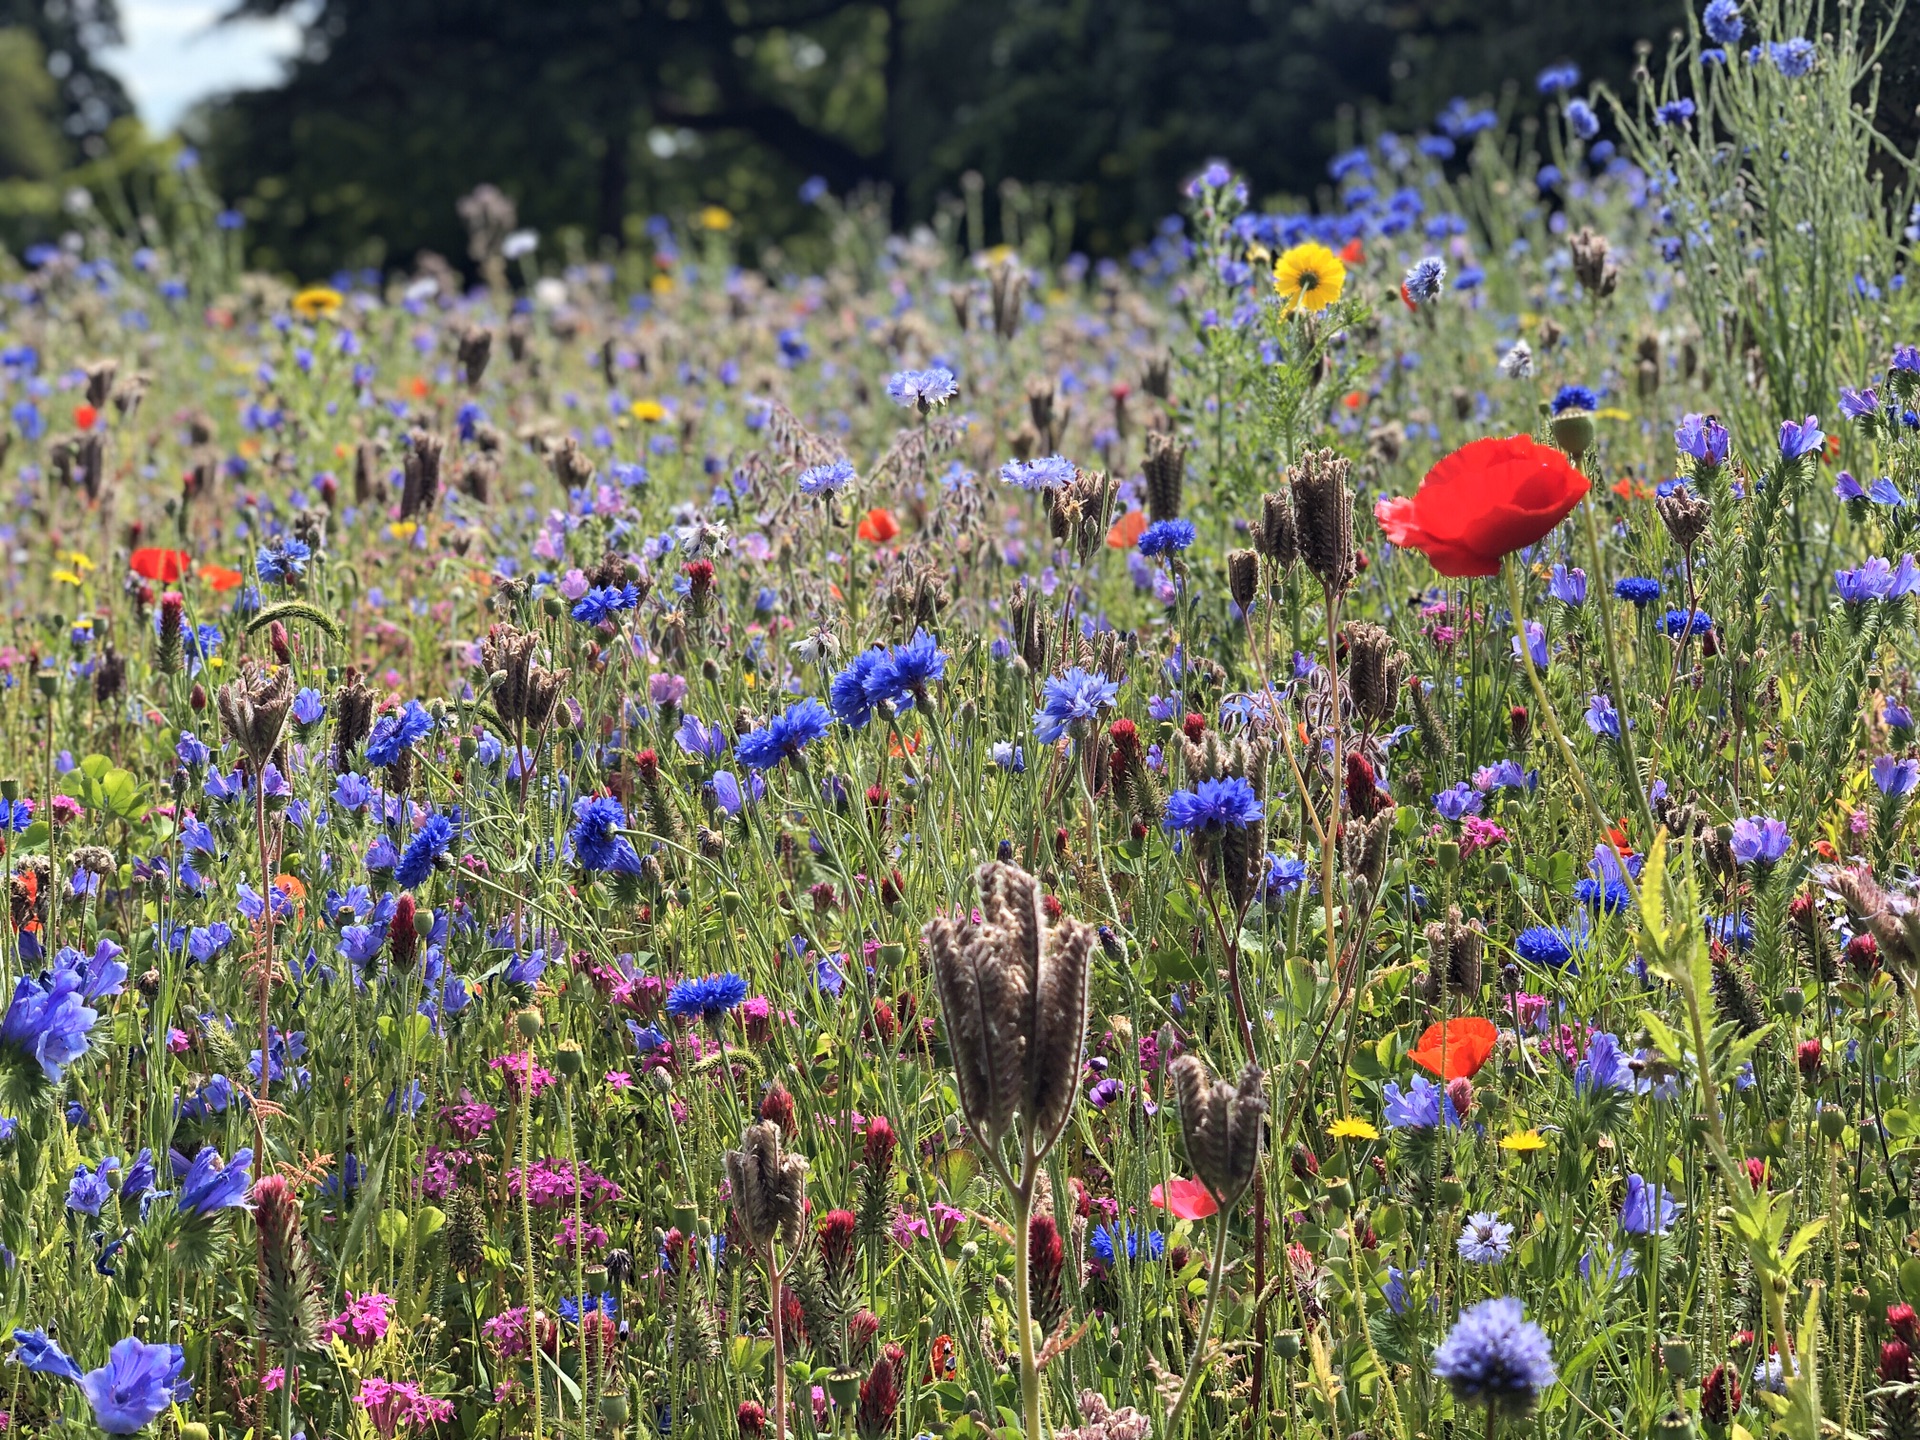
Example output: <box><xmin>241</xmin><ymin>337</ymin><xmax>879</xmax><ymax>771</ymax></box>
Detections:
<box><xmin>1149</xmin><ymin>1176</ymin><xmax>1219</xmax><ymax>1220</ymax></box>
<box><xmin>1342</xmin><ymin>391</ymin><xmax>1366</xmax><ymax>410</ymax></box>
<box><xmin>1611</xmin><ymin>477</ymin><xmax>1654</xmax><ymax>501</ymax></box>
<box><xmin>1408</xmin><ymin>1015</ymin><xmax>1497</xmax><ymax>1081</ymax></box>
<box><xmin>928</xmin><ymin>1333</ymin><xmax>958</xmax><ymax>1381</ymax></box>
<box><xmin>274</xmin><ymin>874</ymin><xmax>307</xmax><ymax>900</ymax></box>
<box><xmin>199</xmin><ymin>563</ymin><xmax>245</xmax><ymax>592</ymax></box>
<box><xmin>857</xmin><ymin>508</ymin><xmax>899</xmax><ymax>543</ymax></box>
<box><xmin>130</xmin><ymin>548</ymin><xmax>191</xmax><ymax>582</ymax></box>
<box><xmin>1107</xmin><ymin>510</ymin><xmax>1147</xmax><ymax>549</ymax></box>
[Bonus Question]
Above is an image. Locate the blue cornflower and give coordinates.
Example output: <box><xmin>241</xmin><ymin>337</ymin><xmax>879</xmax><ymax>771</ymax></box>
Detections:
<box><xmin>569</xmin><ymin>795</ymin><xmax>644</xmax><ymax>875</ymax></box>
<box><xmin>1261</xmin><ymin>853</ymin><xmax>1309</xmax><ymax>903</ymax></box>
<box><xmin>255</xmin><ymin>537</ymin><xmax>311</xmax><ymax>587</ymax></box>
<box><xmin>1872</xmin><ymin>755</ymin><xmax>1919</xmax><ymax>797</ymax></box>
<box><xmin>1619</xmin><ymin>1174</ymin><xmax>1681</xmax><ymax>1235</ymax></box>
<box><xmin>797</xmin><ymin>460</ymin><xmax>855</xmax><ymax>495</ymax></box>
<box><xmin>1778</xmin><ymin>414</ymin><xmax>1826</xmax><ymax>460</ymax></box>
<box><xmin>79</xmin><ymin>1336</ymin><xmax>192</xmax><ymax>1434</ymax></box>
<box><xmin>1574</xmin><ymin>877</ymin><xmax>1631</xmax><ymax>913</ymax></box>
<box><xmin>1137</xmin><ymin>520</ymin><xmax>1196</xmax><ymax>557</ymax></box>
<box><xmin>1703</xmin><ymin>0</ymin><xmax>1743</xmax><ymax>45</ymax></box>
<box><xmin>1548</xmin><ymin>564</ymin><xmax>1586</xmax><ymax>606</ymax></box>
<box><xmin>1458</xmin><ymin>1211</ymin><xmax>1514</xmax><ymax>1263</ymax></box>
<box><xmin>1432</xmin><ymin>1298</ymin><xmax>1556</xmax><ymax>1416</ymax></box>
<box><xmin>364</xmin><ymin>701</ymin><xmax>433</xmax><ymax>769</ymax></box>
<box><xmin>664</xmin><ymin>973</ymin><xmax>749</xmax><ymax>1025</ymax></box>
<box><xmin>734</xmin><ymin>697</ymin><xmax>833</xmax><ymax>770</ymax></box>
<box><xmin>1709</xmin><ymin>914</ymin><xmax>1755</xmax><ymax>950</ymax></box>
<box><xmin>1551</xmin><ymin>384</ymin><xmax>1598</xmax><ymax>415</ymax></box>
<box><xmin>1613</xmin><ymin>577</ymin><xmax>1661</xmax><ymax>607</ymax></box>
<box><xmin>998</xmin><ymin>456</ymin><xmax>1076</xmax><ymax>491</ymax></box>
<box><xmin>1654</xmin><ymin>98</ymin><xmax>1696</xmax><ymax>128</ymax></box>
<box><xmin>1033</xmin><ymin>667</ymin><xmax>1118</xmax><ymax>745</ymax></box>
<box><xmin>1514</xmin><ymin>926</ymin><xmax>1578</xmax><ymax>969</ymax></box>
<box><xmin>829</xmin><ymin>649</ymin><xmax>889</xmax><ymax>728</ymax></box>
<box><xmin>1565</xmin><ymin>98</ymin><xmax>1600</xmax><ymax>140</ymax></box>
<box><xmin>1661</xmin><ymin>608</ymin><xmax>1713</xmax><ymax>640</ymax></box>
<box><xmin>870</xmin><ymin>628</ymin><xmax>947</xmax><ymax>708</ymax></box>
<box><xmin>1383</xmin><ymin>1075</ymin><xmax>1461</xmax><ymax>1130</ymax></box>
<box><xmin>1729</xmin><ymin>815</ymin><xmax>1789</xmax><ymax>866</ymax></box>
<box><xmin>177</xmin><ymin>1145</ymin><xmax>252</xmax><ymax>1217</ymax></box>
<box><xmin>885</xmin><ymin>367</ymin><xmax>958</xmax><ymax>410</ymax></box>
<box><xmin>1675</xmin><ymin>413</ymin><xmax>1730</xmax><ymax>467</ymax></box>
<box><xmin>1402</xmin><ymin>257</ymin><xmax>1447</xmax><ymax>304</ymax></box>
<box><xmin>394</xmin><ymin>814</ymin><xmax>455</xmax><ymax>888</ymax></box>
<box><xmin>1536</xmin><ymin>63</ymin><xmax>1580</xmax><ymax>94</ymax></box>
<box><xmin>1768</xmin><ymin>37</ymin><xmax>1815</xmax><ymax>76</ymax></box>
<box><xmin>1162</xmin><ymin>777</ymin><xmax>1264</xmax><ymax>833</ymax></box>
<box><xmin>571</xmin><ymin>584</ymin><xmax>641</xmax><ymax>625</ymax></box>
<box><xmin>1089</xmin><ymin>1225</ymin><xmax>1164</xmax><ymax>1264</ymax></box>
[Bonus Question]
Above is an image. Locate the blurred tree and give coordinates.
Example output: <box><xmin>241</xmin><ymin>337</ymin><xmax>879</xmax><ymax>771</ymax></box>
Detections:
<box><xmin>0</xmin><ymin>28</ymin><xmax>66</xmax><ymax>181</ymax></box>
<box><xmin>0</xmin><ymin>0</ymin><xmax>130</xmax><ymax>155</ymax></box>
<box><xmin>193</xmin><ymin>0</ymin><xmax>1917</xmax><ymax>274</ymax></box>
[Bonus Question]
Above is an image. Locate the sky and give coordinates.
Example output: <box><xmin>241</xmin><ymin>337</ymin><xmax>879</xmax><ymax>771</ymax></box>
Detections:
<box><xmin>104</xmin><ymin>0</ymin><xmax>306</xmax><ymax>134</ymax></box>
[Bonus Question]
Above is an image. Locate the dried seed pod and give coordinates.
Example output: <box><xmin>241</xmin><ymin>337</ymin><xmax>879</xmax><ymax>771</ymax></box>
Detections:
<box><xmin>216</xmin><ymin>664</ymin><xmax>294</xmax><ymax>769</ymax></box>
<box><xmin>332</xmin><ymin>670</ymin><xmax>377</xmax><ymax>771</ymax></box>
<box><xmin>1143</xmin><ymin>430</ymin><xmax>1187</xmax><ymax>522</ymax></box>
<box><xmin>1290</xmin><ymin>448</ymin><xmax>1354</xmax><ymax>596</ymax></box>
<box><xmin>1345</xmin><ymin>623</ymin><xmax>1404</xmax><ymax>728</ymax></box>
<box><xmin>1256</xmin><ymin>489</ymin><xmax>1298</xmax><ymax>569</ymax></box>
<box><xmin>724</xmin><ymin>1120</ymin><xmax>809</xmax><ymax>1251</ymax></box>
<box><xmin>1710</xmin><ymin>955</ymin><xmax>1764</xmax><ymax>1037</ymax></box>
<box><xmin>1419</xmin><ymin>907</ymin><xmax>1486</xmax><ymax>1002</ymax></box>
<box><xmin>458</xmin><ymin>325</ymin><xmax>494</xmax><ymax>385</ymax></box>
<box><xmin>1227</xmin><ymin>549</ymin><xmax>1260</xmax><ymax>612</ymax></box>
<box><xmin>1655</xmin><ymin>483</ymin><xmax>1711</xmax><ymax>552</ymax></box>
<box><xmin>1168</xmin><ymin>1054</ymin><xmax>1266</xmax><ymax>1208</ymax></box>
<box><xmin>400</xmin><ymin>430</ymin><xmax>444</xmax><ymax>520</ymax></box>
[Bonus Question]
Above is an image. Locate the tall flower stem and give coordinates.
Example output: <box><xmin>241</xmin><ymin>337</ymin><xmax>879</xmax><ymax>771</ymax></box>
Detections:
<box><xmin>1577</xmin><ymin>496</ymin><xmax>1660</xmax><ymax>840</ymax></box>
<box><xmin>521</xmin><ymin>1043</ymin><xmax>541</xmax><ymax>1440</ymax></box>
<box><xmin>1320</xmin><ymin>593</ymin><xmax>1343</xmax><ymax>976</ymax></box>
<box><xmin>1165</xmin><ymin>1210</ymin><xmax>1230</xmax><ymax>1434</ymax></box>
<box><xmin>769</xmin><ymin>1246</ymin><xmax>789</xmax><ymax>1440</ymax></box>
<box><xmin>1009</xmin><ymin>1163</ymin><xmax>1043</xmax><ymax>1440</ymax></box>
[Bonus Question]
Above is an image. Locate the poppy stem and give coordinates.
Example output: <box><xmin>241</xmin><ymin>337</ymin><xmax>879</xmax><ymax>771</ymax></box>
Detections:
<box><xmin>1166</xmin><ymin>1208</ymin><xmax>1230</xmax><ymax>1435</ymax></box>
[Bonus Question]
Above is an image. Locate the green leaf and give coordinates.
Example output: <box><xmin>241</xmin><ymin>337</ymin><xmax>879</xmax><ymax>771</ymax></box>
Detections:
<box><xmin>1638</xmin><ymin>829</ymin><xmax>1668</xmax><ymax>946</ymax></box>
<box><xmin>412</xmin><ymin>1206</ymin><xmax>446</xmax><ymax>1243</ymax></box>
<box><xmin>1638</xmin><ymin>1011</ymin><xmax>1687</xmax><ymax>1066</ymax></box>
<box><xmin>376</xmin><ymin>1207</ymin><xmax>409</xmax><ymax>1250</ymax></box>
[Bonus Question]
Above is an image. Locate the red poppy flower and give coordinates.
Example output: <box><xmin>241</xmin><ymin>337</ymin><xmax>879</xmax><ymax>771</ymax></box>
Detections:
<box><xmin>1339</xmin><ymin>238</ymin><xmax>1365</xmax><ymax>265</ymax></box>
<box><xmin>73</xmin><ymin>404</ymin><xmax>98</xmax><ymax>430</ymax></box>
<box><xmin>1106</xmin><ymin>510</ymin><xmax>1147</xmax><ymax>549</ymax></box>
<box><xmin>1407</xmin><ymin>1016</ymin><xmax>1498</xmax><ymax>1081</ymax></box>
<box><xmin>1149</xmin><ymin>1177</ymin><xmax>1219</xmax><ymax>1220</ymax></box>
<box><xmin>1612</xmin><ymin>477</ymin><xmax>1654</xmax><ymax>501</ymax></box>
<box><xmin>129</xmin><ymin>548</ymin><xmax>191</xmax><ymax>582</ymax></box>
<box><xmin>1375</xmin><ymin>435</ymin><xmax>1590</xmax><ymax>578</ymax></box>
<box><xmin>198</xmin><ymin>562</ymin><xmax>245</xmax><ymax>592</ymax></box>
<box><xmin>857</xmin><ymin>508</ymin><xmax>899</xmax><ymax>543</ymax></box>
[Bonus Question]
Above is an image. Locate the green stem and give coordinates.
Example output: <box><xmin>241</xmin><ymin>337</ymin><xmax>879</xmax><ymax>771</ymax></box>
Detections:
<box><xmin>1165</xmin><ymin>1210</ymin><xmax>1230</xmax><ymax>1435</ymax></box>
<box><xmin>1011</xmin><ymin>1171</ymin><xmax>1044</xmax><ymax>1440</ymax></box>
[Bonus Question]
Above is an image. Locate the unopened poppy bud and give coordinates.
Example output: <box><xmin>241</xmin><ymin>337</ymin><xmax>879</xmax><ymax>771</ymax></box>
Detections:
<box><xmin>1550</xmin><ymin>411</ymin><xmax>1595</xmax><ymax>459</ymax></box>
<box><xmin>516</xmin><ymin>1007</ymin><xmax>545</xmax><ymax>1040</ymax></box>
<box><xmin>1446</xmin><ymin>1076</ymin><xmax>1473</xmax><ymax>1118</ymax></box>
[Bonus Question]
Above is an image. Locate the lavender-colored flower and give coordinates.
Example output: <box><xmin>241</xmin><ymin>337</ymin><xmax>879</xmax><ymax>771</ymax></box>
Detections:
<box><xmin>1431</xmin><ymin>1298</ymin><xmax>1556</xmax><ymax>1416</ymax></box>
<box><xmin>1574</xmin><ymin>1032</ymin><xmax>1634</xmax><ymax>1095</ymax></box>
<box><xmin>1675</xmin><ymin>413</ymin><xmax>1730</xmax><ymax>466</ymax></box>
<box><xmin>1548</xmin><ymin>564</ymin><xmax>1586</xmax><ymax>606</ymax></box>
<box><xmin>885</xmin><ymin>367</ymin><xmax>958</xmax><ymax>410</ymax></box>
<box><xmin>11</xmin><ymin>1327</ymin><xmax>84</xmax><ymax>1382</ymax></box>
<box><xmin>1619</xmin><ymin>1174</ymin><xmax>1681</xmax><ymax>1235</ymax></box>
<box><xmin>1840</xmin><ymin>387</ymin><xmax>1880</xmax><ymax>420</ymax></box>
<box><xmin>1729</xmin><ymin>815</ymin><xmax>1789</xmax><ymax>866</ymax></box>
<box><xmin>1383</xmin><ymin>1075</ymin><xmax>1461</xmax><ymax>1130</ymax></box>
<box><xmin>1778</xmin><ymin>414</ymin><xmax>1826</xmax><ymax>460</ymax></box>
<box><xmin>797</xmin><ymin>459</ymin><xmax>855</xmax><ymax>495</ymax></box>
<box><xmin>1584</xmin><ymin>694</ymin><xmax>1622</xmax><ymax>739</ymax></box>
<box><xmin>998</xmin><ymin>455</ymin><xmax>1076</xmax><ymax>491</ymax></box>
<box><xmin>78</xmin><ymin>1336</ymin><xmax>191</xmax><ymax>1434</ymax></box>
<box><xmin>1873</xmin><ymin>755</ymin><xmax>1920</xmax><ymax>797</ymax></box>
<box><xmin>1402</xmin><ymin>257</ymin><xmax>1447</xmax><ymax>304</ymax></box>
<box><xmin>1511</xmin><ymin>620</ymin><xmax>1548</xmax><ymax>670</ymax></box>
<box><xmin>177</xmin><ymin>1145</ymin><xmax>253</xmax><ymax>1217</ymax></box>
<box><xmin>1458</xmin><ymin>1211</ymin><xmax>1515</xmax><ymax>1263</ymax></box>
<box><xmin>648</xmin><ymin>672</ymin><xmax>688</xmax><ymax>708</ymax></box>
<box><xmin>1433</xmin><ymin>782</ymin><xmax>1484</xmax><ymax>822</ymax></box>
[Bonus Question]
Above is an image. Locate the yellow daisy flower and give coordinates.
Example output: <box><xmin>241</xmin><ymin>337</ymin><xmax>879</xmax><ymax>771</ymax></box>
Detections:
<box><xmin>1273</xmin><ymin>242</ymin><xmax>1346</xmax><ymax>314</ymax></box>
<box><xmin>1329</xmin><ymin>1117</ymin><xmax>1379</xmax><ymax>1142</ymax></box>
<box><xmin>1500</xmin><ymin>1129</ymin><xmax>1549</xmax><ymax>1153</ymax></box>
<box><xmin>292</xmin><ymin>286</ymin><xmax>344</xmax><ymax>320</ymax></box>
<box><xmin>630</xmin><ymin>399</ymin><xmax>668</xmax><ymax>423</ymax></box>
<box><xmin>698</xmin><ymin>205</ymin><xmax>734</xmax><ymax>232</ymax></box>
<box><xmin>64</xmin><ymin>551</ymin><xmax>95</xmax><ymax>572</ymax></box>
<box><xmin>51</xmin><ymin>570</ymin><xmax>82</xmax><ymax>586</ymax></box>
<box><xmin>650</xmin><ymin>273</ymin><xmax>675</xmax><ymax>296</ymax></box>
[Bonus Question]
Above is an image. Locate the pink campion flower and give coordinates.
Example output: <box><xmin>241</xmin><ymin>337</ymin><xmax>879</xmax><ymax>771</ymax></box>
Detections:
<box><xmin>50</xmin><ymin>795</ymin><xmax>82</xmax><ymax>824</ymax></box>
<box><xmin>891</xmin><ymin>1211</ymin><xmax>931</xmax><ymax>1248</ymax></box>
<box><xmin>167</xmin><ymin>1028</ymin><xmax>191</xmax><ymax>1053</ymax></box>
<box><xmin>1459</xmin><ymin>816</ymin><xmax>1509</xmax><ymax>856</ymax></box>
<box><xmin>489</xmin><ymin>1052</ymin><xmax>558</xmax><ymax>1098</ymax></box>
<box><xmin>438</xmin><ymin>1092</ymin><xmax>497</xmax><ymax>1141</ymax></box>
<box><xmin>354</xmin><ymin>1377</ymin><xmax>454</xmax><ymax>1439</ymax></box>
<box><xmin>558</xmin><ymin>568</ymin><xmax>591</xmax><ymax>601</ymax></box>
<box><xmin>553</xmin><ymin>1214</ymin><xmax>610</xmax><ymax>1255</ymax></box>
<box><xmin>417</xmin><ymin>1146</ymin><xmax>471</xmax><ymax>1201</ymax></box>
<box><xmin>322</xmin><ymin>1291</ymin><xmax>394</xmax><ymax>1348</ymax></box>
<box><xmin>261</xmin><ymin>1366</ymin><xmax>297</xmax><ymax>1392</ymax></box>
<box><xmin>604</xmin><ymin>1070</ymin><xmax>633</xmax><ymax>1089</ymax></box>
<box><xmin>1509</xmin><ymin>993</ymin><xmax>1550</xmax><ymax>1032</ymax></box>
<box><xmin>929</xmin><ymin>1202</ymin><xmax>967</xmax><ymax>1245</ymax></box>
<box><xmin>1851</xmin><ymin>808</ymin><xmax>1875</xmax><ymax>835</ymax></box>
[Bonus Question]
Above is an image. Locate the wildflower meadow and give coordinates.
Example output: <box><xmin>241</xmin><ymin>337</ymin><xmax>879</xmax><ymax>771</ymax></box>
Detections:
<box><xmin>6</xmin><ymin>3</ymin><xmax>1920</xmax><ymax>1438</ymax></box>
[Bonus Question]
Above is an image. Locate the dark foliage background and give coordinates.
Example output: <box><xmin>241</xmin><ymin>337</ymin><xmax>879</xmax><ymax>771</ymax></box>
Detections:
<box><xmin>2</xmin><ymin>0</ymin><xmax>1916</xmax><ymax>271</ymax></box>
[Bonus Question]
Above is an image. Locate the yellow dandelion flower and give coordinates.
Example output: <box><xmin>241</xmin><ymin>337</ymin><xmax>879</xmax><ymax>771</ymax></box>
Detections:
<box><xmin>698</xmin><ymin>205</ymin><xmax>734</xmax><ymax>232</ymax></box>
<box><xmin>51</xmin><ymin>570</ymin><xmax>82</xmax><ymax>586</ymax></box>
<box><xmin>387</xmin><ymin>521</ymin><xmax>418</xmax><ymax>542</ymax></box>
<box><xmin>1595</xmin><ymin>407</ymin><xmax>1633</xmax><ymax>421</ymax></box>
<box><xmin>292</xmin><ymin>286</ymin><xmax>344</xmax><ymax>320</ymax></box>
<box><xmin>1273</xmin><ymin>242</ymin><xmax>1346</xmax><ymax>314</ymax></box>
<box><xmin>650</xmin><ymin>273</ymin><xmax>675</xmax><ymax>296</ymax></box>
<box><xmin>1329</xmin><ymin>1117</ymin><xmax>1380</xmax><ymax>1142</ymax></box>
<box><xmin>630</xmin><ymin>399</ymin><xmax>668</xmax><ymax>423</ymax></box>
<box><xmin>64</xmin><ymin>551</ymin><xmax>94</xmax><ymax>572</ymax></box>
<box><xmin>1500</xmin><ymin>1129</ymin><xmax>1549</xmax><ymax>1153</ymax></box>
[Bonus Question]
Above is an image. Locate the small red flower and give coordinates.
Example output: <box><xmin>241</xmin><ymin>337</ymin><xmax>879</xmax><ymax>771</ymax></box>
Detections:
<box><xmin>1107</xmin><ymin>510</ymin><xmax>1146</xmax><ymax>549</ymax></box>
<box><xmin>1149</xmin><ymin>1177</ymin><xmax>1219</xmax><ymax>1220</ymax></box>
<box><xmin>129</xmin><ymin>548</ymin><xmax>190</xmax><ymax>582</ymax></box>
<box><xmin>73</xmin><ymin>403</ymin><xmax>98</xmax><ymax>430</ymax></box>
<box><xmin>1375</xmin><ymin>435</ymin><xmax>1591</xmax><ymax>578</ymax></box>
<box><xmin>857</xmin><ymin>508</ymin><xmax>899</xmax><ymax>543</ymax></box>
